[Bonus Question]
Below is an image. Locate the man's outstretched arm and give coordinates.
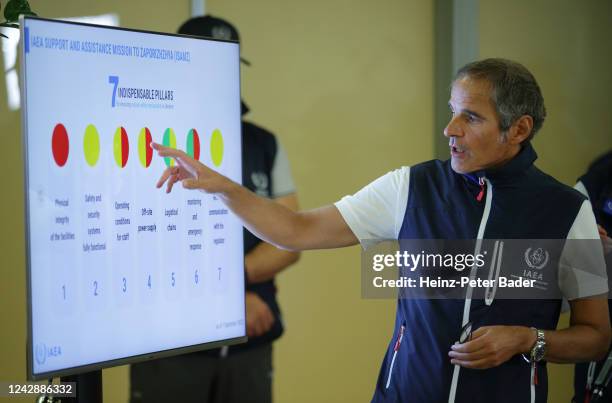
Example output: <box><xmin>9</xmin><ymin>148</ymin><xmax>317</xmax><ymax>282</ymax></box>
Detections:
<box><xmin>245</xmin><ymin>193</ymin><xmax>301</xmax><ymax>283</ymax></box>
<box><xmin>153</xmin><ymin>143</ymin><xmax>358</xmax><ymax>251</ymax></box>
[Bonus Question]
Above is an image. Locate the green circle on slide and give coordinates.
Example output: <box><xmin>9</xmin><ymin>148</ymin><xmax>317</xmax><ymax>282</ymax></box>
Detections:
<box><xmin>163</xmin><ymin>128</ymin><xmax>176</xmax><ymax>167</ymax></box>
<box><xmin>83</xmin><ymin>124</ymin><xmax>100</xmax><ymax>167</ymax></box>
<box><xmin>210</xmin><ymin>129</ymin><xmax>224</xmax><ymax>167</ymax></box>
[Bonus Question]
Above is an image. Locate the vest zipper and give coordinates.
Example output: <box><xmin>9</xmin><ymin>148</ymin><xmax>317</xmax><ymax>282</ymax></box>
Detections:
<box><xmin>385</xmin><ymin>324</ymin><xmax>405</xmax><ymax>389</ymax></box>
<box><xmin>476</xmin><ymin>176</ymin><xmax>486</xmax><ymax>202</ymax></box>
<box><xmin>448</xmin><ymin>177</ymin><xmax>493</xmax><ymax>403</ymax></box>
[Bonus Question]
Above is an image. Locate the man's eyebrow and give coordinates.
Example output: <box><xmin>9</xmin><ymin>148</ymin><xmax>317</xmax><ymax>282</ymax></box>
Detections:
<box><xmin>462</xmin><ymin>109</ymin><xmax>486</xmax><ymax>120</ymax></box>
<box><xmin>448</xmin><ymin>103</ymin><xmax>486</xmax><ymax>121</ymax></box>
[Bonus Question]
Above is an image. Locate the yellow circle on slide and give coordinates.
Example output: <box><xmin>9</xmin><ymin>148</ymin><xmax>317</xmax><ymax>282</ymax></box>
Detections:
<box><xmin>210</xmin><ymin>129</ymin><xmax>224</xmax><ymax>167</ymax></box>
<box><xmin>83</xmin><ymin>124</ymin><xmax>100</xmax><ymax>167</ymax></box>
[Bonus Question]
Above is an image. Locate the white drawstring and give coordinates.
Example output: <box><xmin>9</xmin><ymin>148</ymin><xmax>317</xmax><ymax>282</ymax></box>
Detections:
<box><xmin>485</xmin><ymin>240</ymin><xmax>503</xmax><ymax>306</ymax></box>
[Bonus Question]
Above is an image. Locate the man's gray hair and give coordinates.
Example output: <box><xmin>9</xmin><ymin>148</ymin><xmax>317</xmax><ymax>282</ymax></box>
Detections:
<box><xmin>455</xmin><ymin>58</ymin><xmax>546</xmax><ymax>141</ymax></box>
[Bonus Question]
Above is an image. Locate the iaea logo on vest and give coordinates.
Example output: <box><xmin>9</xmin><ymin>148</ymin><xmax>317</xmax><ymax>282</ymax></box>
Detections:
<box><xmin>524</xmin><ymin>247</ymin><xmax>549</xmax><ymax>270</ymax></box>
<box><xmin>522</xmin><ymin>247</ymin><xmax>550</xmax><ymax>286</ymax></box>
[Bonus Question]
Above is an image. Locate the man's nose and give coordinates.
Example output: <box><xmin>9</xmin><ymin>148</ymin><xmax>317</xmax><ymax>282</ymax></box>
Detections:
<box><xmin>444</xmin><ymin>115</ymin><xmax>463</xmax><ymax>138</ymax></box>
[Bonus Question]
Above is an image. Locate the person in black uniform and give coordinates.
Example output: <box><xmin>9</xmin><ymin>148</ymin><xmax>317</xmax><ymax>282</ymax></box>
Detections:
<box><xmin>130</xmin><ymin>15</ymin><xmax>300</xmax><ymax>403</ymax></box>
<box><xmin>573</xmin><ymin>150</ymin><xmax>612</xmax><ymax>403</ymax></box>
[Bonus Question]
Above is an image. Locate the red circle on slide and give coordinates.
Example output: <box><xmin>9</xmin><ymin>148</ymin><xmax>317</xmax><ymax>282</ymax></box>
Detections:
<box><xmin>193</xmin><ymin>129</ymin><xmax>200</xmax><ymax>161</ymax></box>
<box><xmin>52</xmin><ymin>123</ymin><xmax>69</xmax><ymax>167</ymax></box>
<box><xmin>120</xmin><ymin>127</ymin><xmax>129</xmax><ymax>167</ymax></box>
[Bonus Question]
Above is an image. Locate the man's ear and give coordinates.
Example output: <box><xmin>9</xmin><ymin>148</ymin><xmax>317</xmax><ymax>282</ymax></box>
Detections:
<box><xmin>508</xmin><ymin>115</ymin><xmax>533</xmax><ymax>145</ymax></box>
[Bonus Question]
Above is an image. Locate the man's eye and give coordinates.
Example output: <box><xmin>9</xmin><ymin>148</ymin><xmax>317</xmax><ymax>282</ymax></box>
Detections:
<box><xmin>465</xmin><ymin>114</ymin><xmax>478</xmax><ymax>123</ymax></box>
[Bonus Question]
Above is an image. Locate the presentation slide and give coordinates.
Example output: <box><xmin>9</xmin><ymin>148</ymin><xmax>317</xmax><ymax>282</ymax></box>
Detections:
<box><xmin>21</xmin><ymin>17</ymin><xmax>245</xmax><ymax>379</ymax></box>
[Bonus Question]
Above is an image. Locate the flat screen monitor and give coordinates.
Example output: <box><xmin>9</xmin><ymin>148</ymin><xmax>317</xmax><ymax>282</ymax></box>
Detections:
<box><xmin>20</xmin><ymin>16</ymin><xmax>245</xmax><ymax>380</ymax></box>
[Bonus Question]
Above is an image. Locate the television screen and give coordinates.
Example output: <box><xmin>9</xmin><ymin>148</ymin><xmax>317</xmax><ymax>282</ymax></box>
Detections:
<box><xmin>20</xmin><ymin>16</ymin><xmax>245</xmax><ymax>380</ymax></box>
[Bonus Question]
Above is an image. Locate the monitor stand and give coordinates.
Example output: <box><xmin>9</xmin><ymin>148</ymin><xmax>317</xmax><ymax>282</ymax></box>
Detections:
<box><xmin>60</xmin><ymin>370</ymin><xmax>102</xmax><ymax>403</ymax></box>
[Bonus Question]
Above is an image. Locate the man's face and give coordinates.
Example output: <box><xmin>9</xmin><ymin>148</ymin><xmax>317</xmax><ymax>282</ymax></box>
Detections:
<box><xmin>445</xmin><ymin>77</ymin><xmax>520</xmax><ymax>174</ymax></box>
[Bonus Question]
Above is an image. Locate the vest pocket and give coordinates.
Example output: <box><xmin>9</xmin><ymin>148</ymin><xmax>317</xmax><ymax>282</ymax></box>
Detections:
<box><xmin>385</xmin><ymin>323</ymin><xmax>406</xmax><ymax>389</ymax></box>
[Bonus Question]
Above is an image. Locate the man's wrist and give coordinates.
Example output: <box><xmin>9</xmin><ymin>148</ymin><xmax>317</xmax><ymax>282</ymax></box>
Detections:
<box><xmin>219</xmin><ymin>176</ymin><xmax>239</xmax><ymax>196</ymax></box>
<box><xmin>519</xmin><ymin>326</ymin><xmax>538</xmax><ymax>354</ymax></box>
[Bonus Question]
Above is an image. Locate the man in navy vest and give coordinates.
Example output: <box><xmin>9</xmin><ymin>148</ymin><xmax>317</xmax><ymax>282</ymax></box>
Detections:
<box><xmin>153</xmin><ymin>58</ymin><xmax>610</xmax><ymax>403</ymax></box>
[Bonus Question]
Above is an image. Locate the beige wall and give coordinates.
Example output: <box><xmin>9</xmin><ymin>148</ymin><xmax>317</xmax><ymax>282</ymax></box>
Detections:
<box><xmin>479</xmin><ymin>0</ymin><xmax>612</xmax><ymax>401</ymax></box>
<box><xmin>0</xmin><ymin>1</ymin><xmax>433</xmax><ymax>402</ymax></box>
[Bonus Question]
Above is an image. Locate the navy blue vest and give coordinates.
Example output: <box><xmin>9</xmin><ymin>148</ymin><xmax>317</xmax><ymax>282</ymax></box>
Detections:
<box><xmin>372</xmin><ymin>144</ymin><xmax>586</xmax><ymax>403</ymax></box>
